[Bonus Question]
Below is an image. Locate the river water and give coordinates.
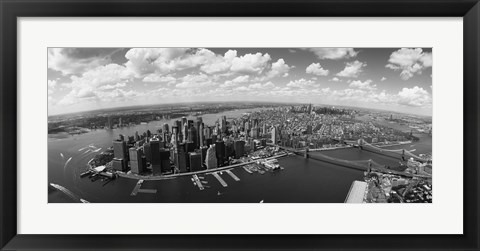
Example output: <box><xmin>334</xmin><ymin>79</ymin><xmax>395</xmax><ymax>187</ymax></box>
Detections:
<box><xmin>48</xmin><ymin>108</ymin><xmax>432</xmax><ymax>203</ymax></box>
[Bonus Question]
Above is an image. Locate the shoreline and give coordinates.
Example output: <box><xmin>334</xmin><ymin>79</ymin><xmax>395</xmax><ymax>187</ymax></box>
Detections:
<box><xmin>110</xmin><ymin>153</ymin><xmax>290</xmax><ymax>181</ymax></box>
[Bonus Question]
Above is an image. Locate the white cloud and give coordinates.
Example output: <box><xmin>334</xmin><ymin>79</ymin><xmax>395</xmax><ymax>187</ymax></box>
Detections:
<box><xmin>266</xmin><ymin>59</ymin><xmax>291</xmax><ymax>78</ymax></box>
<box><xmin>397</xmin><ymin>86</ymin><xmax>432</xmax><ymax>107</ymax></box>
<box><xmin>336</xmin><ymin>60</ymin><xmax>366</xmax><ymax>78</ymax></box>
<box><xmin>142</xmin><ymin>74</ymin><xmax>176</xmax><ymax>84</ymax></box>
<box><xmin>199</xmin><ymin>50</ymin><xmax>237</xmax><ymax>74</ymax></box>
<box><xmin>248</xmin><ymin>82</ymin><xmax>275</xmax><ymax>90</ymax></box>
<box><xmin>232</xmin><ymin>82</ymin><xmax>275</xmax><ymax>92</ymax></box>
<box><xmin>329</xmin><ymin>77</ymin><xmax>341</xmax><ymax>82</ymax></box>
<box><xmin>98</xmin><ymin>82</ymin><xmax>127</xmax><ymax>91</ymax></box>
<box><xmin>124</xmin><ymin>48</ymin><xmax>194</xmax><ymax>78</ymax></box>
<box><xmin>57</xmin><ymin>64</ymin><xmax>133</xmax><ymax>105</ymax></box>
<box><xmin>230</xmin><ymin>52</ymin><xmax>271</xmax><ymax>74</ymax></box>
<box><xmin>349</xmin><ymin>79</ymin><xmax>377</xmax><ymax>91</ymax></box>
<box><xmin>48</xmin><ymin>48</ymin><xmax>116</xmax><ymax>75</ymax></box>
<box><xmin>286</xmin><ymin>78</ymin><xmax>318</xmax><ymax>89</ymax></box>
<box><xmin>48</xmin><ymin>79</ymin><xmax>57</xmax><ymax>88</ymax></box>
<box><xmin>306</xmin><ymin>63</ymin><xmax>329</xmax><ymax>76</ymax></box>
<box><xmin>385</xmin><ymin>48</ymin><xmax>432</xmax><ymax>80</ymax></box>
<box><xmin>381</xmin><ymin>77</ymin><xmax>387</xmax><ymax>81</ymax></box>
<box><xmin>307</xmin><ymin>48</ymin><xmax>358</xmax><ymax>60</ymax></box>
<box><xmin>220</xmin><ymin>75</ymin><xmax>250</xmax><ymax>88</ymax></box>
<box><xmin>175</xmin><ymin>73</ymin><xmax>217</xmax><ymax>89</ymax></box>
<box><xmin>124</xmin><ymin>48</ymin><xmax>275</xmax><ymax>78</ymax></box>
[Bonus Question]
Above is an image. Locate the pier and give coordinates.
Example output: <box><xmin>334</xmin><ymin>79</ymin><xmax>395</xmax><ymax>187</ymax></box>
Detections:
<box><xmin>243</xmin><ymin>166</ymin><xmax>253</xmax><ymax>174</ymax></box>
<box><xmin>137</xmin><ymin>189</ymin><xmax>157</xmax><ymax>194</ymax></box>
<box><xmin>226</xmin><ymin>169</ymin><xmax>240</xmax><ymax>181</ymax></box>
<box><xmin>192</xmin><ymin>174</ymin><xmax>205</xmax><ymax>190</ymax></box>
<box><xmin>211</xmin><ymin>172</ymin><xmax>228</xmax><ymax>187</ymax></box>
<box><xmin>130</xmin><ymin>180</ymin><xmax>144</xmax><ymax>196</ymax></box>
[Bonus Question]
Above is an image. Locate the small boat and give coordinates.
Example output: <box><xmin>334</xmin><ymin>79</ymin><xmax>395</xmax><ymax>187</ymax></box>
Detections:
<box><xmin>80</xmin><ymin>170</ymin><xmax>92</xmax><ymax>178</ymax></box>
<box><xmin>217</xmin><ymin>191</ymin><xmax>222</xmax><ymax>196</ymax></box>
<box><xmin>259</xmin><ymin>200</ymin><xmax>264</xmax><ymax>203</ymax></box>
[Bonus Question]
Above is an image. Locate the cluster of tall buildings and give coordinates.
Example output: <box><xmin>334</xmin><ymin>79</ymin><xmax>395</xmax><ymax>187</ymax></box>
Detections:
<box><xmin>110</xmin><ymin>115</ymin><xmax>270</xmax><ymax>175</ymax></box>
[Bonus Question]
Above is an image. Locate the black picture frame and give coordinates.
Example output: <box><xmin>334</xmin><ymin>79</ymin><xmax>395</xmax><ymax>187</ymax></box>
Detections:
<box><xmin>1</xmin><ymin>0</ymin><xmax>479</xmax><ymax>250</ymax></box>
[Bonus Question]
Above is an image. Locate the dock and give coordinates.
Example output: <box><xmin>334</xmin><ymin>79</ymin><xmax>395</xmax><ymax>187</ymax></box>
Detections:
<box><xmin>130</xmin><ymin>180</ymin><xmax>144</xmax><ymax>196</ymax></box>
<box><xmin>344</xmin><ymin>181</ymin><xmax>368</xmax><ymax>203</ymax></box>
<box><xmin>211</xmin><ymin>172</ymin><xmax>228</xmax><ymax>187</ymax></box>
<box><xmin>225</xmin><ymin>169</ymin><xmax>240</xmax><ymax>181</ymax></box>
<box><xmin>137</xmin><ymin>189</ymin><xmax>157</xmax><ymax>194</ymax></box>
<box><xmin>243</xmin><ymin>166</ymin><xmax>253</xmax><ymax>174</ymax></box>
<box><xmin>192</xmin><ymin>174</ymin><xmax>205</xmax><ymax>190</ymax></box>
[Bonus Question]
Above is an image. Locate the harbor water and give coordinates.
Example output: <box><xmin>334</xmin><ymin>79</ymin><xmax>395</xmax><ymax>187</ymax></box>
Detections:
<box><xmin>48</xmin><ymin>109</ymin><xmax>431</xmax><ymax>203</ymax></box>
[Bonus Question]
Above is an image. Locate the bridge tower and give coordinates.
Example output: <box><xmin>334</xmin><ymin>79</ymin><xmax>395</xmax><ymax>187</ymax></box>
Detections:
<box><xmin>304</xmin><ymin>148</ymin><xmax>309</xmax><ymax>159</ymax></box>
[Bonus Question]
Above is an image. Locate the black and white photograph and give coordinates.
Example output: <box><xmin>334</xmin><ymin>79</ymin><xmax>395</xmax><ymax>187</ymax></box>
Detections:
<box><xmin>47</xmin><ymin>47</ymin><xmax>433</xmax><ymax>203</ymax></box>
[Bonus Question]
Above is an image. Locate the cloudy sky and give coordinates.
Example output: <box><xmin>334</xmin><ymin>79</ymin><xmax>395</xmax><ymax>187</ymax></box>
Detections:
<box><xmin>48</xmin><ymin>48</ymin><xmax>432</xmax><ymax>116</ymax></box>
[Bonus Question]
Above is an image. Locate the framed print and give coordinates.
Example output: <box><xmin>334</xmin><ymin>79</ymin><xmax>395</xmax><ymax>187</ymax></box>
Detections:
<box><xmin>1</xmin><ymin>0</ymin><xmax>479</xmax><ymax>250</ymax></box>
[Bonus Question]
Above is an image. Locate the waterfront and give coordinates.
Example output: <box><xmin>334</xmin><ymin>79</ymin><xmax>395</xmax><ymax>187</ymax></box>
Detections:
<box><xmin>48</xmin><ymin>109</ymin><xmax>431</xmax><ymax>203</ymax></box>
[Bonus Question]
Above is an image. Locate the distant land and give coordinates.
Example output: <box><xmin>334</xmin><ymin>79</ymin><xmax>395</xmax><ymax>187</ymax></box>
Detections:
<box><xmin>48</xmin><ymin>101</ymin><xmax>432</xmax><ymax>120</ymax></box>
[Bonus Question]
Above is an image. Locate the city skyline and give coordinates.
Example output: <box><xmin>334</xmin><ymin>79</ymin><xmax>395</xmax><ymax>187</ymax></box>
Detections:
<box><xmin>48</xmin><ymin>48</ymin><xmax>433</xmax><ymax>116</ymax></box>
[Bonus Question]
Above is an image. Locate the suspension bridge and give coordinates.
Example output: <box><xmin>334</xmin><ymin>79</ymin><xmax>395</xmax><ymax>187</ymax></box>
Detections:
<box><xmin>356</xmin><ymin>139</ymin><xmax>427</xmax><ymax>163</ymax></box>
<box><xmin>278</xmin><ymin>141</ymin><xmax>430</xmax><ymax>179</ymax></box>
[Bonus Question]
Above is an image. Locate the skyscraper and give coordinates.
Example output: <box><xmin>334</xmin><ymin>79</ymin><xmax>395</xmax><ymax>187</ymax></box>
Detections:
<box><xmin>129</xmin><ymin>147</ymin><xmax>144</xmax><ymax>174</ymax></box>
<box><xmin>221</xmin><ymin>116</ymin><xmax>227</xmax><ymax>133</ymax></box>
<box><xmin>185</xmin><ymin>141</ymin><xmax>196</xmax><ymax>153</ymax></box>
<box><xmin>150</xmin><ymin>139</ymin><xmax>161</xmax><ymax>175</ymax></box>
<box><xmin>234</xmin><ymin>140</ymin><xmax>245</xmax><ymax>158</ymax></box>
<box><xmin>200</xmin><ymin>146</ymin><xmax>208</xmax><ymax>167</ymax></box>
<box><xmin>204</xmin><ymin>126</ymin><xmax>211</xmax><ymax>140</ymax></box>
<box><xmin>171</xmin><ymin>126</ymin><xmax>179</xmax><ymax>145</ymax></box>
<box><xmin>163</xmin><ymin>123</ymin><xmax>169</xmax><ymax>134</ymax></box>
<box><xmin>215</xmin><ymin>140</ymin><xmax>225</xmax><ymax>167</ymax></box>
<box><xmin>225</xmin><ymin>140</ymin><xmax>234</xmax><ymax>160</ymax></box>
<box><xmin>188</xmin><ymin>126</ymin><xmax>197</xmax><ymax>148</ymax></box>
<box><xmin>183</xmin><ymin>124</ymin><xmax>189</xmax><ymax>142</ymax></box>
<box><xmin>181</xmin><ymin>116</ymin><xmax>187</xmax><ymax>129</ymax></box>
<box><xmin>189</xmin><ymin>152</ymin><xmax>203</xmax><ymax>172</ymax></box>
<box><xmin>113</xmin><ymin>140</ymin><xmax>128</xmax><ymax>171</ymax></box>
<box><xmin>174</xmin><ymin>143</ymin><xmax>187</xmax><ymax>173</ymax></box>
<box><xmin>271</xmin><ymin>126</ymin><xmax>278</xmax><ymax>144</ymax></box>
<box><xmin>199</xmin><ymin>123</ymin><xmax>204</xmax><ymax>147</ymax></box>
<box><xmin>195</xmin><ymin>117</ymin><xmax>203</xmax><ymax>147</ymax></box>
<box><xmin>205</xmin><ymin>144</ymin><xmax>217</xmax><ymax>169</ymax></box>
<box><xmin>159</xmin><ymin>149</ymin><xmax>171</xmax><ymax>173</ymax></box>
<box><xmin>174</xmin><ymin>120</ymin><xmax>182</xmax><ymax>142</ymax></box>
<box><xmin>143</xmin><ymin>142</ymin><xmax>151</xmax><ymax>165</ymax></box>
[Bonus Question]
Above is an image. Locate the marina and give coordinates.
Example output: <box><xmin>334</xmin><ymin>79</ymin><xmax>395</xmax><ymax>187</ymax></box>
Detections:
<box><xmin>242</xmin><ymin>166</ymin><xmax>253</xmax><ymax>174</ymax></box>
<box><xmin>211</xmin><ymin>172</ymin><xmax>228</xmax><ymax>187</ymax></box>
<box><xmin>225</xmin><ymin>170</ymin><xmax>240</xmax><ymax>181</ymax></box>
<box><xmin>130</xmin><ymin>180</ymin><xmax>144</xmax><ymax>196</ymax></box>
<box><xmin>192</xmin><ymin>174</ymin><xmax>205</xmax><ymax>190</ymax></box>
